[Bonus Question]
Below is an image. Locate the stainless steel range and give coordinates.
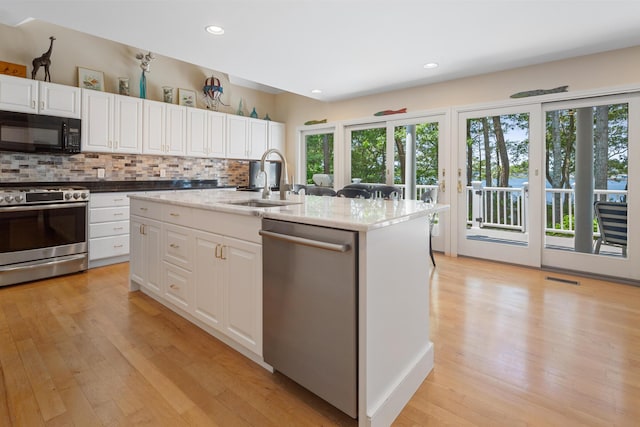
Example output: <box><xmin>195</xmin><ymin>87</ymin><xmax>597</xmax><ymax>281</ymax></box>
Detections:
<box><xmin>0</xmin><ymin>187</ymin><xmax>89</xmax><ymax>287</ymax></box>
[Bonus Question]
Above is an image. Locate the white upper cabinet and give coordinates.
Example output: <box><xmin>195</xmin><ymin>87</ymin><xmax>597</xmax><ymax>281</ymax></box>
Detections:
<box><xmin>39</xmin><ymin>81</ymin><xmax>81</xmax><ymax>118</ymax></box>
<box><xmin>81</xmin><ymin>90</ymin><xmax>142</xmax><ymax>153</ymax></box>
<box><xmin>143</xmin><ymin>99</ymin><xmax>166</xmax><ymax>155</ymax></box>
<box><xmin>268</xmin><ymin>121</ymin><xmax>285</xmax><ymax>153</ymax></box>
<box><xmin>113</xmin><ymin>95</ymin><xmax>143</xmax><ymax>153</ymax></box>
<box><xmin>143</xmin><ymin>100</ymin><xmax>186</xmax><ymax>156</ymax></box>
<box><xmin>225</xmin><ymin>115</ymin><xmax>272</xmax><ymax>160</ymax></box>
<box><xmin>186</xmin><ymin>107</ymin><xmax>208</xmax><ymax>157</ymax></box>
<box><xmin>0</xmin><ymin>75</ymin><xmax>80</xmax><ymax>118</ymax></box>
<box><xmin>165</xmin><ymin>104</ymin><xmax>186</xmax><ymax>156</ymax></box>
<box><xmin>248</xmin><ymin>118</ymin><xmax>268</xmax><ymax>159</ymax></box>
<box><xmin>208</xmin><ymin>111</ymin><xmax>226</xmax><ymax>158</ymax></box>
<box><xmin>0</xmin><ymin>75</ymin><xmax>38</xmax><ymax>113</ymax></box>
<box><xmin>226</xmin><ymin>115</ymin><xmax>249</xmax><ymax>159</ymax></box>
<box><xmin>186</xmin><ymin>108</ymin><xmax>226</xmax><ymax>158</ymax></box>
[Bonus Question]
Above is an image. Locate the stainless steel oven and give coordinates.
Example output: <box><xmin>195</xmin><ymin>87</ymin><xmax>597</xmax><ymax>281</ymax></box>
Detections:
<box><xmin>0</xmin><ymin>187</ymin><xmax>89</xmax><ymax>287</ymax></box>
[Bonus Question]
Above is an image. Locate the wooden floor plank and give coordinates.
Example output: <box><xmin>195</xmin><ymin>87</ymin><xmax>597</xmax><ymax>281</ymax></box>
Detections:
<box><xmin>0</xmin><ymin>258</ymin><xmax>639</xmax><ymax>426</ymax></box>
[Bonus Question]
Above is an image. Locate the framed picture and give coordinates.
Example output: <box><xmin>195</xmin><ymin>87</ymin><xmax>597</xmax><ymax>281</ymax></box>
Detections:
<box><xmin>178</xmin><ymin>88</ymin><xmax>196</xmax><ymax>107</ymax></box>
<box><xmin>77</xmin><ymin>67</ymin><xmax>104</xmax><ymax>91</ymax></box>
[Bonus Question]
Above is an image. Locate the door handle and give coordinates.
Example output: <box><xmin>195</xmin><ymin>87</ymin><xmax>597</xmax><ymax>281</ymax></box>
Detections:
<box><xmin>259</xmin><ymin>230</ymin><xmax>350</xmax><ymax>252</ymax></box>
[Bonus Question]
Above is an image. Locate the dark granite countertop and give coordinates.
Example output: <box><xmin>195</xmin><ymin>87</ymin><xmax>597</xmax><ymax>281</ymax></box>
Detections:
<box><xmin>0</xmin><ymin>179</ymin><xmax>234</xmax><ymax>193</ymax></box>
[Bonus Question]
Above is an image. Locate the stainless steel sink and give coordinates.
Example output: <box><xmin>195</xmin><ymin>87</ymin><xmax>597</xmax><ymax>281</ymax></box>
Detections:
<box><xmin>224</xmin><ymin>199</ymin><xmax>301</xmax><ymax>208</ymax></box>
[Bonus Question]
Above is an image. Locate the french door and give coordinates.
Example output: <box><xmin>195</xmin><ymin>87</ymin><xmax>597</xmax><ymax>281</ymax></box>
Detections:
<box><xmin>345</xmin><ymin>115</ymin><xmax>448</xmax><ymax>251</ymax></box>
<box><xmin>541</xmin><ymin>94</ymin><xmax>638</xmax><ymax>280</ymax></box>
<box><xmin>456</xmin><ymin>105</ymin><xmax>543</xmax><ymax>266</ymax></box>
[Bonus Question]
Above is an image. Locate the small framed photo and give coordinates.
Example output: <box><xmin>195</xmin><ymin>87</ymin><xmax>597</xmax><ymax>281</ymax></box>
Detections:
<box><xmin>178</xmin><ymin>88</ymin><xmax>196</xmax><ymax>107</ymax></box>
<box><xmin>77</xmin><ymin>67</ymin><xmax>104</xmax><ymax>91</ymax></box>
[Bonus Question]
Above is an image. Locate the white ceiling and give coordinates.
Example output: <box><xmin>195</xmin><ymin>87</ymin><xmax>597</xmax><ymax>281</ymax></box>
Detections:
<box><xmin>2</xmin><ymin>1</ymin><xmax>640</xmax><ymax>101</ymax></box>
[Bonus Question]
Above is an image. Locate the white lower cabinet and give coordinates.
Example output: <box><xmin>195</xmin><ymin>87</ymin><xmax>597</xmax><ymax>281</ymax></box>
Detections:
<box><xmin>130</xmin><ymin>199</ymin><xmax>263</xmax><ymax>356</ymax></box>
<box><xmin>89</xmin><ymin>192</ymin><xmax>132</xmax><ymax>267</ymax></box>
<box><xmin>222</xmin><ymin>236</ymin><xmax>262</xmax><ymax>354</ymax></box>
<box><xmin>130</xmin><ymin>214</ymin><xmax>162</xmax><ymax>297</ymax></box>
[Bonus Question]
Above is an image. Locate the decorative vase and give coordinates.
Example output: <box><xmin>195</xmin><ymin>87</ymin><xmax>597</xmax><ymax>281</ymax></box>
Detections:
<box><xmin>118</xmin><ymin>77</ymin><xmax>130</xmax><ymax>96</ymax></box>
<box><xmin>162</xmin><ymin>86</ymin><xmax>173</xmax><ymax>103</ymax></box>
<box><xmin>139</xmin><ymin>71</ymin><xmax>147</xmax><ymax>99</ymax></box>
<box><xmin>250</xmin><ymin>107</ymin><xmax>258</xmax><ymax>118</ymax></box>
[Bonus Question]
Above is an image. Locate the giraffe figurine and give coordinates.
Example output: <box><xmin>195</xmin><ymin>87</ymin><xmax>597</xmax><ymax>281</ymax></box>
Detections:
<box><xmin>31</xmin><ymin>36</ymin><xmax>56</xmax><ymax>81</ymax></box>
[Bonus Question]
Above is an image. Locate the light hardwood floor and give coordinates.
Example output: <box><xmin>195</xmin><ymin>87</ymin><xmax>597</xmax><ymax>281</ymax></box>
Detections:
<box><xmin>0</xmin><ymin>256</ymin><xmax>638</xmax><ymax>426</ymax></box>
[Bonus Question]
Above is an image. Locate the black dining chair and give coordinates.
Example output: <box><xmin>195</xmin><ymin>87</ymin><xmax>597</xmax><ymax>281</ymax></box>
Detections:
<box><xmin>375</xmin><ymin>185</ymin><xmax>404</xmax><ymax>200</ymax></box>
<box><xmin>304</xmin><ymin>187</ymin><xmax>337</xmax><ymax>196</ymax></box>
<box><xmin>421</xmin><ymin>189</ymin><xmax>438</xmax><ymax>267</ymax></box>
<box><xmin>337</xmin><ymin>188</ymin><xmax>372</xmax><ymax>199</ymax></box>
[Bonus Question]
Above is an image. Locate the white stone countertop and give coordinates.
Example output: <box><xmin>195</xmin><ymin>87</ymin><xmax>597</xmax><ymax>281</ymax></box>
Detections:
<box><xmin>129</xmin><ymin>189</ymin><xmax>447</xmax><ymax>231</ymax></box>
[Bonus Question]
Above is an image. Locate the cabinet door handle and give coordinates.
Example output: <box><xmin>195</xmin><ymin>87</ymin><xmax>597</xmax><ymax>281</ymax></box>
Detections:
<box><xmin>32</xmin><ymin>100</ymin><xmax>36</xmax><ymax>108</ymax></box>
<box><xmin>40</xmin><ymin>101</ymin><xmax>45</xmax><ymax>109</ymax></box>
<box><xmin>215</xmin><ymin>244</ymin><xmax>221</xmax><ymax>259</ymax></box>
<box><xmin>220</xmin><ymin>245</ymin><xmax>227</xmax><ymax>260</ymax></box>
<box><xmin>140</xmin><ymin>224</ymin><xmax>145</xmax><ymax>235</ymax></box>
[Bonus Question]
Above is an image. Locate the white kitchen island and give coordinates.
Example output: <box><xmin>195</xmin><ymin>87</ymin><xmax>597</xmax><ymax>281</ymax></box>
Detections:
<box><xmin>128</xmin><ymin>190</ymin><xmax>442</xmax><ymax>427</ymax></box>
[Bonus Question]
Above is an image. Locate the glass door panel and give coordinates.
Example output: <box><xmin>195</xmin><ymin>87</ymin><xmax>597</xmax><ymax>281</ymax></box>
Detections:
<box><xmin>542</xmin><ymin>94</ymin><xmax>637</xmax><ymax>280</ymax></box>
<box><xmin>350</xmin><ymin>126</ymin><xmax>386</xmax><ymax>185</ymax></box>
<box><xmin>457</xmin><ymin>106</ymin><xmax>542</xmax><ymax>267</ymax></box>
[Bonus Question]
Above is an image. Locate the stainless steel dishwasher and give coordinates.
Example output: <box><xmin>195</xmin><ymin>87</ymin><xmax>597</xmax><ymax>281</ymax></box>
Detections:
<box><xmin>260</xmin><ymin>218</ymin><xmax>358</xmax><ymax>418</ymax></box>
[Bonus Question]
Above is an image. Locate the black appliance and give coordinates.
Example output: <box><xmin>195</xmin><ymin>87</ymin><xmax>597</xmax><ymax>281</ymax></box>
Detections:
<box><xmin>239</xmin><ymin>160</ymin><xmax>282</xmax><ymax>191</ymax></box>
<box><xmin>0</xmin><ymin>187</ymin><xmax>89</xmax><ymax>287</ymax></box>
<box><xmin>0</xmin><ymin>110</ymin><xmax>81</xmax><ymax>154</ymax></box>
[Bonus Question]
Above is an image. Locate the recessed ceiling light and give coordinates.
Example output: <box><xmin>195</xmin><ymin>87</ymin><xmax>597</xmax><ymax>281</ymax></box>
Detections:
<box><xmin>205</xmin><ymin>25</ymin><xmax>225</xmax><ymax>35</ymax></box>
<box><xmin>311</xmin><ymin>89</ymin><xmax>322</xmax><ymax>94</ymax></box>
<box><xmin>423</xmin><ymin>62</ymin><xmax>439</xmax><ymax>69</ymax></box>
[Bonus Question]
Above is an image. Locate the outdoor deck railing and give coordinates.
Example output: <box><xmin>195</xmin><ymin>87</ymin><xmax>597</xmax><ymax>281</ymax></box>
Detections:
<box><xmin>358</xmin><ymin>182</ymin><xmax>627</xmax><ymax>238</ymax></box>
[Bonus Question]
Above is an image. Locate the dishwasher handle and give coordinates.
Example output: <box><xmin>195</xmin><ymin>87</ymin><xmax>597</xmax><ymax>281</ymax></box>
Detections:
<box><xmin>259</xmin><ymin>229</ymin><xmax>351</xmax><ymax>253</ymax></box>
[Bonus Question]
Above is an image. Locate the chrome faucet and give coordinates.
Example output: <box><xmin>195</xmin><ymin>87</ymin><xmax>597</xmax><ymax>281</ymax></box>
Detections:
<box><xmin>260</xmin><ymin>148</ymin><xmax>290</xmax><ymax>200</ymax></box>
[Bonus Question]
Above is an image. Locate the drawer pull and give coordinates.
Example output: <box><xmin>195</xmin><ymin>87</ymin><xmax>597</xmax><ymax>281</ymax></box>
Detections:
<box><xmin>140</xmin><ymin>207</ymin><xmax>148</xmax><ymax>211</ymax></box>
<box><xmin>169</xmin><ymin>243</ymin><xmax>180</xmax><ymax>249</ymax></box>
<box><xmin>113</xmin><ymin>244</ymin><xmax>124</xmax><ymax>248</ymax></box>
<box><xmin>113</xmin><ymin>198</ymin><xmax>124</xmax><ymax>202</ymax></box>
<box><xmin>169</xmin><ymin>284</ymin><xmax>179</xmax><ymax>290</ymax></box>
<box><xmin>113</xmin><ymin>212</ymin><xmax>124</xmax><ymax>216</ymax></box>
<box><xmin>113</xmin><ymin>227</ymin><xmax>124</xmax><ymax>231</ymax></box>
<box><xmin>169</xmin><ymin>212</ymin><xmax>180</xmax><ymax>217</ymax></box>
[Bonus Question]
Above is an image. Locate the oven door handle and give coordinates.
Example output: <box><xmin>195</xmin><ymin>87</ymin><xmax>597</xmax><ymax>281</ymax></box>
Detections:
<box><xmin>0</xmin><ymin>253</ymin><xmax>86</xmax><ymax>272</ymax></box>
<box><xmin>0</xmin><ymin>202</ymin><xmax>88</xmax><ymax>212</ymax></box>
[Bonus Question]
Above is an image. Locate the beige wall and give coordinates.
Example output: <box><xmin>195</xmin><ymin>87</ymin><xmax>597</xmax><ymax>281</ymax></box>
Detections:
<box><xmin>3</xmin><ymin>19</ymin><xmax>640</xmax><ymax>182</ymax></box>
<box><xmin>0</xmin><ymin>20</ymin><xmax>278</xmax><ymax>120</ymax></box>
<box><xmin>275</xmin><ymin>45</ymin><xmax>640</xmax><ymax>176</ymax></box>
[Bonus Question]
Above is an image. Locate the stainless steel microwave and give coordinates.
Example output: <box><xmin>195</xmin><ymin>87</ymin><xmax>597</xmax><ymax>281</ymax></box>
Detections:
<box><xmin>0</xmin><ymin>110</ymin><xmax>81</xmax><ymax>154</ymax></box>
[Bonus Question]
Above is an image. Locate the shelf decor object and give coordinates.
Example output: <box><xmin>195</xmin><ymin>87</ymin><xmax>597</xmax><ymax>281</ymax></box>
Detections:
<box><xmin>250</xmin><ymin>107</ymin><xmax>258</xmax><ymax>118</ymax></box>
<box><xmin>118</xmin><ymin>77</ymin><xmax>130</xmax><ymax>96</ymax></box>
<box><xmin>135</xmin><ymin>51</ymin><xmax>155</xmax><ymax>99</ymax></box>
<box><xmin>203</xmin><ymin>75</ymin><xmax>227</xmax><ymax>110</ymax></box>
<box><xmin>1</xmin><ymin>61</ymin><xmax>27</xmax><ymax>78</ymax></box>
<box><xmin>178</xmin><ymin>88</ymin><xmax>195</xmax><ymax>107</ymax></box>
<box><xmin>163</xmin><ymin>86</ymin><xmax>173</xmax><ymax>103</ymax></box>
<box><xmin>78</xmin><ymin>67</ymin><xmax>104</xmax><ymax>91</ymax></box>
<box><xmin>32</xmin><ymin>36</ymin><xmax>55</xmax><ymax>81</ymax></box>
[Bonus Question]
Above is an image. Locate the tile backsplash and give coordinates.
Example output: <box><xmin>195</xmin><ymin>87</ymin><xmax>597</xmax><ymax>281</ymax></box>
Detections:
<box><xmin>0</xmin><ymin>152</ymin><xmax>250</xmax><ymax>185</ymax></box>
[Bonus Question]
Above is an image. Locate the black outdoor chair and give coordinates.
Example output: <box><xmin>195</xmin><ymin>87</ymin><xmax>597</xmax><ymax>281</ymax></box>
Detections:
<box><xmin>337</xmin><ymin>188</ymin><xmax>372</xmax><ymax>199</ymax></box>
<box><xmin>594</xmin><ymin>201</ymin><xmax>627</xmax><ymax>257</ymax></box>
